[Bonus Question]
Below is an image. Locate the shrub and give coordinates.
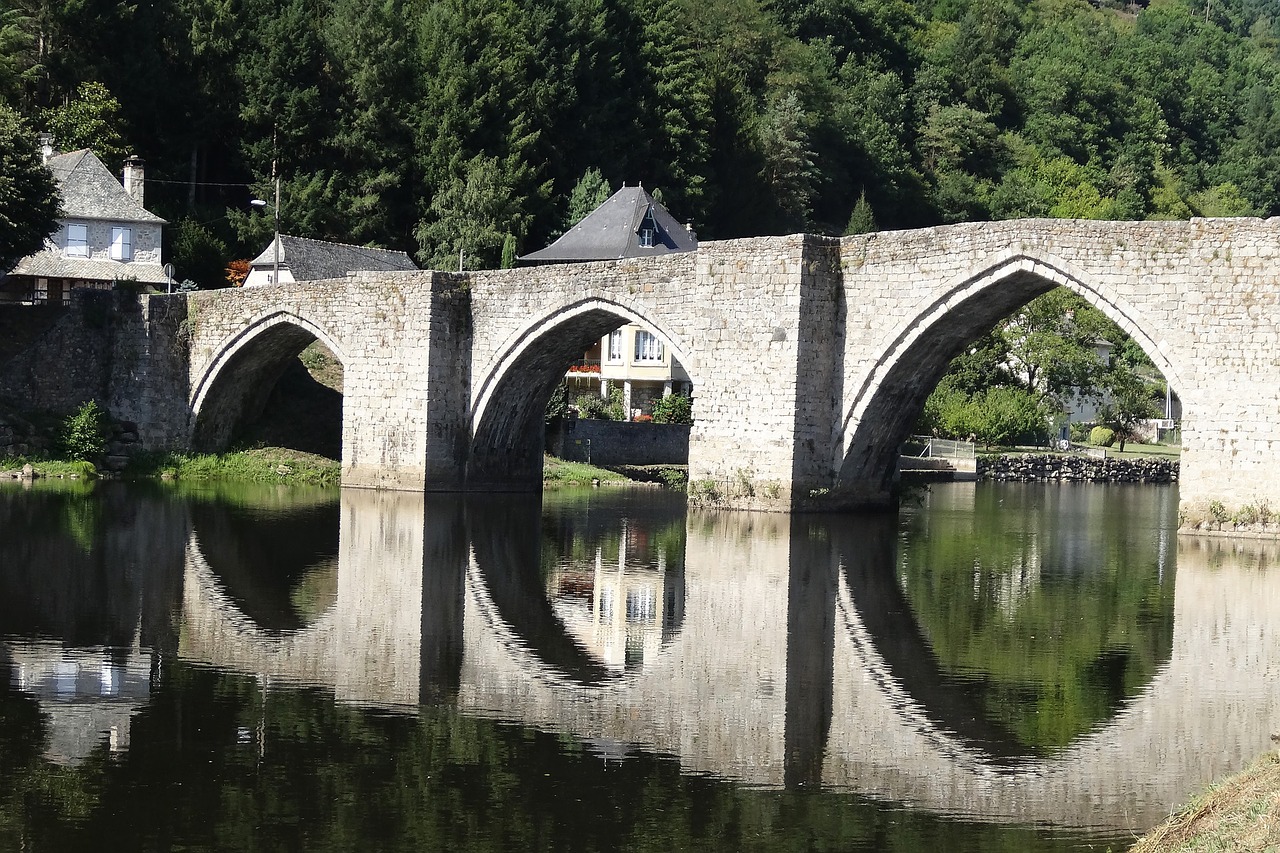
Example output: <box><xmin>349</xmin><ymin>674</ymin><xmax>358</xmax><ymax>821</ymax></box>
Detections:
<box><xmin>1088</xmin><ymin>425</ymin><xmax>1116</xmax><ymax>447</ymax></box>
<box><xmin>658</xmin><ymin>467</ymin><xmax>688</xmax><ymax>490</ymax></box>
<box><xmin>1234</xmin><ymin>504</ymin><xmax>1259</xmax><ymax>526</ymax></box>
<box><xmin>60</xmin><ymin>400</ymin><xmax>110</xmax><ymax>462</ymax></box>
<box><xmin>575</xmin><ymin>387</ymin><xmax>626</xmax><ymax>421</ymax></box>
<box><xmin>1208</xmin><ymin>500</ymin><xmax>1229</xmax><ymax>528</ymax></box>
<box><xmin>652</xmin><ymin>393</ymin><xmax>693</xmax><ymax>425</ymax></box>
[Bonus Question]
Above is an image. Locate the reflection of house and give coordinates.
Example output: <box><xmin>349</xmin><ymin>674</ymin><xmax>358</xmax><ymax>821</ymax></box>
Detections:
<box><xmin>2</xmin><ymin>137</ymin><xmax>167</xmax><ymax>304</ymax></box>
<box><xmin>522</xmin><ymin>185</ymin><xmax>697</xmax><ymax>419</ymax></box>
<box><xmin>244</xmin><ymin>234</ymin><xmax>417</xmax><ymax>287</ymax></box>
<box><xmin>568</xmin><ymin>324</ymin><xmax>692</xmax><ymax>418</ymax></box>
<box><xmin>547</xmin><ymin>523</ymin><xmax>684</xmax><ymax>673</ymax></box>
<box><xmin>8</xmin><ymin>640</ymin><xmax>152</xmax><ymax>765</ymax></box>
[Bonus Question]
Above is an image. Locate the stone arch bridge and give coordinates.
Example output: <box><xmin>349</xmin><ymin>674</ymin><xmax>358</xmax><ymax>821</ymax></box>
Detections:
<box><xmin>119</xmin><ymin>217</ymin><xmax>1280</xmax><ymax>515</ymax></box>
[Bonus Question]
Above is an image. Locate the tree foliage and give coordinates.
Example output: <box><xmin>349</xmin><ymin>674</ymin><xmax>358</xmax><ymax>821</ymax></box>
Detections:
<box><xmin>0</xmin><ymin>102</ymin><xmax>59</xmax><ymax>271</ymax></box>
<box><xmin>0</xmin><ymin>0</ymin><xmax>1277</xmax><ymax>271</ymax></box>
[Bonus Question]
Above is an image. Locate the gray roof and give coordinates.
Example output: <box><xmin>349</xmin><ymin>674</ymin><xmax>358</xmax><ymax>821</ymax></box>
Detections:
<box><xmin>8</xmin><ymin>253</ymin><xmax>169</xmax><ymax>284</ymax></box>
<box><xmin>520</xmin><ymin>186</ymin><xmax>697</xmax><ymax>263</ymax></box>
<box><xmin>46</xmin><ymin>150</ymin><xmax>166</xmax><ymax>225</ymax></box>
<box><xmin>250</xmin><ymin>234</ymin><xmax>418</xmax><ymax>280</ymax></box>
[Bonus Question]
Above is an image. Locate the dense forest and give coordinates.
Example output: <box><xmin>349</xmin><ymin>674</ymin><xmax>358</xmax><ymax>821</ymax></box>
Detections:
<box><xmin>2</xmin><ymin>0</ymin><xmax>1279</xmax><ymax>282</ymax></box>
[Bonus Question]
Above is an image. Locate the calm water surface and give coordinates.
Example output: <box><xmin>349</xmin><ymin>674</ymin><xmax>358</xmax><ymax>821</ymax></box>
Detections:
<box><xmin>1</xmin><ymin>479</ymin><xmax>1276</xmax><ymax>851</ymax></box>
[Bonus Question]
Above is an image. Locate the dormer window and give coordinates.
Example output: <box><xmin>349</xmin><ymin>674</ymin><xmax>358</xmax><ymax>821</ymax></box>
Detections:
<box><xmin>638</xmin><ymin>207</ymin><xmax>661</xmax><ymax>248</ymax></box>
<box><xmin>66</xmin><ymin>224</ymin><xmax>88</xmax><ymax>257</ymax></box>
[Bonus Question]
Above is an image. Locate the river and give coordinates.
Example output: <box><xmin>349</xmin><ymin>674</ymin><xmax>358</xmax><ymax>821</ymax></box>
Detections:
<box><xmin>0</xmin><ymin>479</ymin><xmax>1275</xmax><ymax>851</ymax></box>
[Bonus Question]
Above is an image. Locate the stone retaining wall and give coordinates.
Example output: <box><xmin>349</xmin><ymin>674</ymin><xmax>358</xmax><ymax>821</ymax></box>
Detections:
<box><xmin>978</xmin><ymin>454</ymin><xmax>1179</xmax><ymax>483</ymax></box>
<box><xmin>549</xmin><ymin>419</ymin><xmax>690</xmax><ymax>466</ymax></box>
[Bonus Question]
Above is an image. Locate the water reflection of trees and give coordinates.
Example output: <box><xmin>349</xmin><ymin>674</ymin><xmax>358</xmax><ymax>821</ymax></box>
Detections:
<box><xmin>892</xmin><ymin>483</ymin><xmax>1177</xmax><ymax>752</ymax></box>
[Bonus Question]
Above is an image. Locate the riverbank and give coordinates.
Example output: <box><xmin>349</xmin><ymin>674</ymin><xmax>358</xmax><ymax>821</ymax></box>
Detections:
<box><xmin>1</xmin><ymin>447</ymin><xmax>342</xmax><ymax>486</ymax></box>
<box><xmin>2</xmin><ymin>450</ymin><xmax>668</xmax><ymax>491</ymax></box>
<box><xmin>1130</xmin><ymin>749</ymin><xmax>1280</xmax><ymax>851</ymax></box>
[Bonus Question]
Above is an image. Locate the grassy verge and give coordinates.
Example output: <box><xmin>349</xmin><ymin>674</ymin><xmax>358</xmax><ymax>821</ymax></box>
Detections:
<box><xmin>7</xmin><ymin>449</ymin><xmax>669</xmax><ymax>491</ymax></box>
<box><xmin>1130</xmin><ymin>749</ymin><xmax>1280</xmax><ymax>852</ymax></box>
<box><xmin>0</xmin><ymin>457</ymin><xmax>96</xmax><ymax>478</ymax></box>
<box><xmin>134</xmin><ymin>448</ymin><xmax>341</xmax><ymax>486</ymax></box>
<box><xmin>542</xmin><ymin>455</ymin><xmax>630</xmax><ymax>486</ymax></box>
<box><xmin>2</xmin><ymin>447</ymin><xmax>341</xmax><ymax>487</ymax></box>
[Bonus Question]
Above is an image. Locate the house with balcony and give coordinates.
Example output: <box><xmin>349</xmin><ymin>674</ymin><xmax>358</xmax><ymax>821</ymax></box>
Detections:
<box><xmin>2</xmin><ymin>137</ymin><xmax>167</xmax><ymax>304</ymax></box>
<box><xmin>525</xmin><ymin>184</ymin><xmax>697</xmax><ymax>419</ymax></box>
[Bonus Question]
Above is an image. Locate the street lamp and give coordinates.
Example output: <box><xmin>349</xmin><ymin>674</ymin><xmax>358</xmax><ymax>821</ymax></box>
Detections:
<box><xmin>249</xmin><ymin>173</ymin><xmax>281</xmax><ymax>285</ymax></box>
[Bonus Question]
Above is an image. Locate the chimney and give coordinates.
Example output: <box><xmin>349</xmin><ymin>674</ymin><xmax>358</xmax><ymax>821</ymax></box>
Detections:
<box><xmin>37</xmin><ymin>133</ymin><xmax>54</xmax><ymax>165</ymax></box>
<box><xmin>122</xmin><ymin>155</ymin><xmax>145</xmax><ymax>206</ymax></box>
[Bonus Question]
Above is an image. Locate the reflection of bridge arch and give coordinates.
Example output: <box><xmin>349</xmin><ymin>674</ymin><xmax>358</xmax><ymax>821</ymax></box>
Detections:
<box><xmin>178</xmin><ymin>491</ymin><xmax>1280</xmax><ymax>833</ymax></box>
<box><xmin>189</xmin><ymin>309</ymin><xmax>348</xmax><ymax>452</ymax></box>
<box><xmin>468</xmin><ymin>296</ymin><xmax>699</xmax><ymax>487</ymax></box>
<box><xmin>837</xmin><ymin>252</ymin><xmax>1187</xmax><ymax>496</ymax></box>
<box><xmin>181</xmin><ymin>536</ymin><xmax>343</xmax><ymax>685</ymax></box>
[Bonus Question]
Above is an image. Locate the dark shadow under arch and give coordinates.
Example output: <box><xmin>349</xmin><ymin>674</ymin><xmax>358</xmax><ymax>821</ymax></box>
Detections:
<box><xmin>191</xmin><ymin>320</ymin><xmax>343</xmax><ymax>454</ymax></box>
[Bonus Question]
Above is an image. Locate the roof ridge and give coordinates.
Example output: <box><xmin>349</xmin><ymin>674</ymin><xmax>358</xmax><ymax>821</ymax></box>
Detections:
<box><xmin>282</xmin><ymin>233</ymin><xmax>409</xmax><ymax>255</ymax></box>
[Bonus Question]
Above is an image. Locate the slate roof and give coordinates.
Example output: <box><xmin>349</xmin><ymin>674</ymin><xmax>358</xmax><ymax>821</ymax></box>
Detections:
<box><xmin>519</xmin><ymin>186</ymin><xmax>697</xmax><ymax>263</ymax></box>
<box><xmin>46</xmin><ymin>149</ymin><xmax>166</xmax><ymax>225</ymax></box>
<box><xmin>249</xmin><ymin>234</ymin><xmax>418</xmax><ymax>280</ymax></box>
<box><xmin>8</xmin><ymin>254</ymin><xmax>169</xmax><ymax>284</ymax></box>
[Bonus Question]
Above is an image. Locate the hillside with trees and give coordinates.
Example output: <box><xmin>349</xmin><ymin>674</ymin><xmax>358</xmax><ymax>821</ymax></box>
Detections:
<box><xmin>1</xmin><ymin>0</ymin><xmax>1277</xmax><ymax>282</ymax></box>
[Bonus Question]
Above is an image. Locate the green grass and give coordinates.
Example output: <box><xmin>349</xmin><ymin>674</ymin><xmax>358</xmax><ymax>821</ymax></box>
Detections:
<box><xmin>542</xmin><ymin>455</ymin><xmax>629</xmax><ymax>485</ymax></box>
<box><xmin>134</xmin><ymin>448</ymin><xmax>341</xmax><ymax>486</ymax></box>
<box><xmin>0</xmin><ymin>456</ymin><xmax>99</xmax><ymax>479</ymax></box>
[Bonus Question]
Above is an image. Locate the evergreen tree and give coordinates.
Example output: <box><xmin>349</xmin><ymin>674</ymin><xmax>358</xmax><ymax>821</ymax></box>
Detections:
<box><xmin>416</xmin><ymin>154</ymin><xmax>532</xmax><ymax>271</ymax></box>
<box><xmin>845</xmin><ymin>190</ymin><xmax>877</xmax><ymax>235</ymax></box>
<box><xmin>759</xmin><ymin>91</ymin><xmax>818</xmax><ymax>230</ymax></box>
<box><xmin>563</xmin><ymin>167</ymin><xmax>612</xmax><ymax>232</ymax></box>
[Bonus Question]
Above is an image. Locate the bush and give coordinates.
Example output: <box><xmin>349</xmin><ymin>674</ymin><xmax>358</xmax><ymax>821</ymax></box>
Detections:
<box><xmin>575</xmin><ymin>386</ymin><xmax>626</xmax><ymax>421</ymax></box>
<box><xmin>652</xmin><ymin>393</ymin><xmax>693</xmax><ymax>424</ymax></box>
<box><xmin>1088</xmin><ymin>425</ymin><xmax>1116</xmax><ymax>447</ymax></box>
<box><xmin>60</xmin><ymin>400</ymin><xmax>109</xmax><ymax>462</ymax></box>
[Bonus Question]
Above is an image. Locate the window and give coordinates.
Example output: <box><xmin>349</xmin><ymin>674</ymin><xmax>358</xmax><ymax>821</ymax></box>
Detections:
<box><xmin>634</xmin><ymin>330</ymin><xmax>664</xmax><ymax>362</ymax></box>
<box><xmin>66</xmin><ymin>224</ymin><xmax>88</xmax><ymax>257</ymax></box>
<box><xmin>639</xmin><ymin>228</ymin><xmax>654</xmax><ymax>248</ymax></box>
<box><xmin>110</xmin><ymin>227</ymin><xmax>132</xmax><ymax>261</ymax></box>
<box><xmin>607</xmin><ymin>329</ymin><xmax>624</xmax><ymax>362</ymax></box>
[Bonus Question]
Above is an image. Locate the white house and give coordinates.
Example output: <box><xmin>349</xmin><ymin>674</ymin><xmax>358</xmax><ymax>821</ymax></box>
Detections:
<box><xmin>2</xmin><ymin>137</ymin><xmax>167</xmax><ymax>304</ymax></box>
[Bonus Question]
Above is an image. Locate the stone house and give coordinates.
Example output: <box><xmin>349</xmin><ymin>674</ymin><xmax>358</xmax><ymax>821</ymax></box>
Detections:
<box><xmin>2</xmin><ymin>137</ymin><xmax>167</xmax><ymax>304</ymax></box>
<box><xmin>525</xmin><ymin>185</ymin><xmax>696</xmax><ymax>418</ymax></box>
<box><xmin>243</xmin><ymin>234</ymin><xmax>417</xmax><ymax>287</ymax></box>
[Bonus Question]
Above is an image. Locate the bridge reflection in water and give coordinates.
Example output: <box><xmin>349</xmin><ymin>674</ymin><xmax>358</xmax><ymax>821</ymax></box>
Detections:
<box><xmin>177</xmin><ymin>487</ymin><xmax>1280</xmax><ymax>836</ymax></box>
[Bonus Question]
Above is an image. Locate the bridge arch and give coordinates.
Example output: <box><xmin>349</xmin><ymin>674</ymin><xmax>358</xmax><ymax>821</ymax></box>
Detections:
<box><xmin>468</xmin><ymin>297</ymin><xmax>698</xmax><ymax>486</ymax></box>
<box><xmin>189</xmin><ymin>310</ymin><xmax>349</xmax><ymax>452</ymax></box>
<box><xmin>836</xmin><ymin>251</ymin><xmax>1187</xmax><ymax>493</ymax></box>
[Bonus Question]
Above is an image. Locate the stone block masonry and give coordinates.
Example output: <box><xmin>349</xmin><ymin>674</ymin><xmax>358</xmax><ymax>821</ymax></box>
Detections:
<box><xmin>7</xmin><ymin>217</ymin><xmax>1280</xmax><ymax>528</ymax></box>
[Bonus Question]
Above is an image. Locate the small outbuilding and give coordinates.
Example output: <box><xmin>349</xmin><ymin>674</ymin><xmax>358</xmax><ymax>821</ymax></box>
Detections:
<box><xmin>244</xmin><ymin>234</ymin><xmax>417</xmax><ymax>286</ymax></box>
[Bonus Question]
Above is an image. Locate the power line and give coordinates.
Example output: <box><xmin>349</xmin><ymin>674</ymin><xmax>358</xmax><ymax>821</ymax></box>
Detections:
<box><xmin>146</xmin><ymin>175</ymin><xmax>256</xmax><ymax>185</ymax></box>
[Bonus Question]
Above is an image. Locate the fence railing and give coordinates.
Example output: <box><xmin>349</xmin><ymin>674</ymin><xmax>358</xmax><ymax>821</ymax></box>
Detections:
<box><xmin>903</xmin><ymin>436</ymin><xmax>977</xmax><ymax>460</ymax></box>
